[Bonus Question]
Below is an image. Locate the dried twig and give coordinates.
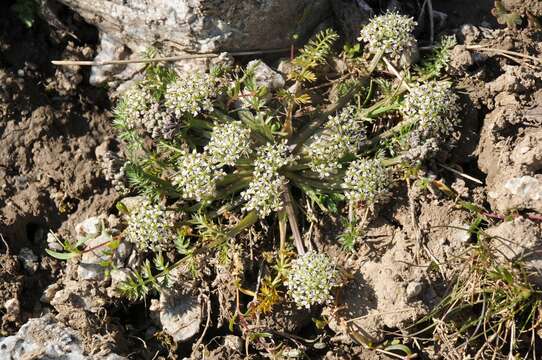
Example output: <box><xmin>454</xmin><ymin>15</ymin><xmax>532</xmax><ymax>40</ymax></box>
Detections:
<box><xmin>51</xmin><ymin>48</ymin><xmax>289</xmax><ymax>67</ymax></box>
<box><xmin>466</xmin><ymin>45</ymin><xmax>542</xmax><ymax>68</ymax></box>
<box><xmin>193</xmin><ymin>292</ymin><xmax>212</xmax><ymax>352</ymax></box>
<box><xmin>283</xmin><ymin>187</ymin><xmax>305</xmax><ymax>254</ymax></box>
<box><xmin>438</xmin><ymin>162</ymin><xmax>483</xmax><ymax>185</ymax></box>
<box><xmin>0</xmin><ymin>233</ymin><xmax>10</xmax><ymax>255</ymax></box>
<box><xmin>383</xmin><ymin>57</ymin><xmax>411</xmax><ymax>91</ymax></box>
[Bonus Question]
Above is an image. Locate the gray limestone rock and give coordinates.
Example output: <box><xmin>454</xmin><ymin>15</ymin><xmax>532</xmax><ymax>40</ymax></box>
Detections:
<box><xmin>0</xmin><ymin>315</ymin><xmax>126</xmax><ymax>360</ymax></box>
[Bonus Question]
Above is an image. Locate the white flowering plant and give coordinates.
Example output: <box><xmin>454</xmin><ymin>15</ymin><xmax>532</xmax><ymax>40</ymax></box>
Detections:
<box><xmin>100</xmin><ymin>19</ymin><xmax>461</xmax><ymax>303</ymax></box>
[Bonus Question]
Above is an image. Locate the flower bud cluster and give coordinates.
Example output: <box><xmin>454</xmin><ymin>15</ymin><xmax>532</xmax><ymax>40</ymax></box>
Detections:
<box><xmin>401</xmin><ymin>80</ymin><xmax>459</xmax><ymax>139</ymax></box>
<box><xmin>164</xmin><ymin>71</ymin><xmax>217</xmax><ymax>117</ymax></box>
<box><xmin>126</xmin><ymin>200</ymin><xmax>177</xmax><ymax>251</ymax></box>
<box><xmin>241</xmin><ymin>141</ymin><xmax>297</xmax><ymax>217</ymax></box>
<box><xmin>359</xmin><ymin>11</ymin><xmax>417</xmax><ymax>60</ymax></box>
<box><xmin>172</xmin><ymin>150</ymin><xmax>225</xmax><ymax>201</ymax></box>
<box><xmin>100</xmin><ymin>151</ymin><xmax>130</xmax><ymax>195</ymax></box>
<box><xmin>286</xmin><ymin>251</ymin><xmax>338</xmax><ymax>309</ymax></box>
<box><xmin>117</xmin><ymin>85</ymin><xmax>177</xmax><ymax>139</ymax></box>
<box><xmin>205</xmin><ymin>121</ymin><xmax>252</xmax><ymax>166</ymax></box>
<box><xmin>343</xmin><ymin>158</ymin><xmax>390</xmax><ymax>204</ymax></box>
<box><xmin>305</xmin><ymin>106</ymin><xmax>366</xmax><ymax>178</ymax></box>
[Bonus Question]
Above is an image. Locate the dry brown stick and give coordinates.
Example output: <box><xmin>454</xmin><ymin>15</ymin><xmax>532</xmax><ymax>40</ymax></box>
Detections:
<box><xmin>193</xmin><ymin>292</ymin><xmax>212</xmax><ymax>351</ymax></box>
<box><xmin>51</xmin><ymin>48</ymin><xmax>290</xmax><ymax>67</ymax></box>
<box><xmin>283</xmin><ymin>187</ymin><xmax>305</xmax><ymax>255</ymax></box>
<box><xmin>0</xmin><ymin>233</ymin><xmax>10</xmax><ymax>255</ymax></box>
<box><xmin>466</xmin><ymin>45</ymin><xmax>542</xmax><ymax>65</ymax></box>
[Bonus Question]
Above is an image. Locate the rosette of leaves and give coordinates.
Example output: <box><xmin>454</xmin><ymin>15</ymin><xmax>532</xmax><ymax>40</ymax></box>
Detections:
<box><xmin>109</xmin><ymin>21</ymin><xmax>461</xmax><ymax>299</ymax></box>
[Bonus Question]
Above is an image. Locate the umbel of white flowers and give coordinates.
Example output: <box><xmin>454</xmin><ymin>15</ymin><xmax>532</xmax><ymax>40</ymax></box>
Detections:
<box><xmin>241</xmin><ymin>141</ymin><xmax>297</xmax><ymax>217</ymax></box>
<box><xmin>401</xmin><ymin>80</ymin><xmax>460</xmax><ymax>139</ymax></box>
<box><xmin>286</xmin><ymin>251</ymin><xmax>339</xmax><ymax>309</ymax></box>
<box><xmin>173</xmin><ymin>150</ymin><xmax>225</xmax><ymax>202</ymax></box>
<box><xmin>117</xmin><ymin>70</ymin><xmax>218</xmax><ymax>139</ymax></box>
<box><xmin>343</xmin><ymin>158</ymin><xmax>391</xmax><ymax>204</ymax></box>
<box><xmin>125</xmin><ymin>200</ymin><xmax>177</xmax><ymax>251</ymax></box>
<box><xmin>164</xmin><ymin>71</ymin><xmax>217</xmax><ymax>117</ymax></box>
<box><xmin>205</xmin><ymin>121</ymin><xmax>252</xmax><ymax>167</ymax></box>
<box><xmin>358</xmin><ymin>11</ymin><xmax>417</xmax><ymax>61</ymax></box>
<box><xmin>305</xmin><ymin>106</ymin><xmax>366</xmax><ymax>178</ymax></box>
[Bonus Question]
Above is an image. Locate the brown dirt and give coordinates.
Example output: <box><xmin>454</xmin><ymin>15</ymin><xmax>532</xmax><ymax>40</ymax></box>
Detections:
<box><xmin>0</xmin><ymin>0</ymin><xmax>119</xmax><ymax>338</ymax></box>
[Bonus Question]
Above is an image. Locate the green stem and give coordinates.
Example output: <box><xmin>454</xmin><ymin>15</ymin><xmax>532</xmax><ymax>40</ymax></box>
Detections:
<box><xmin>289</xmin><ymin>87</ymin><xmax>359</xmax><ymax>153</ymax></box>
<box><xmin>283</xmin><ymin>170</ymin><xmax>342</xmax><ymax>192</ymax></box>
<box><xmin>226</xmin><ymin>211</ymin><xmax>259</xmax><ymax>238</ymax></box>
<box><xmin>216</xmin><ymin>177</ymin><xmax>251</xmax><ymax>198</ymax></box>
<box><xmin>367</xmin><ymin>49</ymin><xmax>385</xmax><ymax>75</ymax></box>
<box><xmin>362</xmin><ymin>118</ymin><xmax>417</xmax><ymax>150</ymax></box>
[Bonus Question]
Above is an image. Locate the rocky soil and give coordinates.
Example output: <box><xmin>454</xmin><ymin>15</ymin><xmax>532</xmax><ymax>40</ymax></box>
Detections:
<box><xmin>0</xmin><ymin>0</ymin><xmax>541</xmax><ymax>359</ymax></box>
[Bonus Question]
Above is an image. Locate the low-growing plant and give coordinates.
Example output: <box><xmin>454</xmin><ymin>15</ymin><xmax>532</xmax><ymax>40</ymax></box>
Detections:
<box><xmin>49</xmin><ymin>12</ymin><xmax>462</xmax><ymax>323</ymax></box>
<box><xmin>110</xmin><ymin>12</ymin><xmax>460</xmax><ymax>303</ymax></box>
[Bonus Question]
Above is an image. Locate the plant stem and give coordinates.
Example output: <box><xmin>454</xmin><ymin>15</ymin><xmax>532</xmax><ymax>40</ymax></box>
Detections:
<box><xmin>282</xmin><ymin>186</ymin><xmax>305</xmax><ymax>255</ymax></box>
<box><xmin>226</xmin><ymin>211</ymin><xmax>259</xmax><ymax>238</ymax></box>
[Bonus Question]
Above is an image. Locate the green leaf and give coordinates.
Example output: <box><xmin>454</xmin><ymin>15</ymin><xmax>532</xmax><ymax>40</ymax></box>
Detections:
<box><xmin>116</xmin><ymin>201</ymin><xmax>130</xmax><ymax>215</ymax></box>
<box><xmin>45</xmin><ymin>248</ymin><xmax>79</xmax><ymax>260</ymax></box>
<box><xmin>492</xmin><ymin>1</ymin><xmax>522</xmax><ymax>28</ymax></box>
<box><xmin>384</xmin><ymin>343</ymin><xmax>413</xmax><ymax>356</ymax></box>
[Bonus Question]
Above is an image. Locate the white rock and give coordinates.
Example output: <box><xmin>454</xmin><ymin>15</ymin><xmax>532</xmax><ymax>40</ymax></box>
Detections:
<box><xmin>489</xmin><ymin>175</ymin><xmax>542</xmax><ymax>213</ymax></box>
<box><xmin>47</xmin><ymin>233</ymin><xmax>64</xmax><ymax>251</ymax></box>
<box><xmin>151</xmin><ymin>290</ymin><xmax>202</xmax><ymax>342</ymax></box>
<box><xmin>107</xmin><ymin>268</ymin><xmax>131</xmax><ymax>297</ymax></box>
<box><xmin>504</xmin><ymin>176</ymin><xmax>542</xmax><ymax>201</ymax></box>
<box><xmin>405</xmin><ymin>281</ymin><xmax>423</xmax><ymax>301</ymax></box>
<box><xmin>41</xmin><ymin>283</ymin><xmax>61</xmax><ymax>304</ymax></box>
<box><xmin>75</xmin><ymin>217</ymin><xmax>102</xmax><ymax>238</ymax></box>
<box><xmin>77</xmin><ymin>233</ymin><xmax>113</xmax><ymax>281</ymax></box>
<box><xmin>57</xmin><ymin>0</ymin><xmax>329</xmax><ymax>78</ymax></box>
<box><xmin>0</xmin><ymin>314</ymin><xmax>126</xmax><ymax>360</ymax></box>
<box><xmin>3</xmin><ymin>298</ymin><xmax>20</xmax><ymax>320</ymax></box>
<box><xmin>247</xmin><ymin>60</ymin><xmax>285</xmax><ymax>93</ymax></box>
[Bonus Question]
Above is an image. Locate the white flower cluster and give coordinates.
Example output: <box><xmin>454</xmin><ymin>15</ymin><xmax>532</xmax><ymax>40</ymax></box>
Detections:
<box><xmin>343</xmin><ymin>158</ymin><xmax>390</xmax><ymax>204</ymax></box>
<box><xmin>118</xmin><ymin>85</ymin><xmax>177</xmax><ymax>139</ymax></box>
<box><xmin>401</xmin><ymin>80</ymin><xmax>459</xmax><ymax>139</ymax></box>
<box><xmin>305</xmin><ymin>106</ymin><xmax>366</xmax><ymax>178</ymax></box>
<box><xmin>172</xmin><ymin>150</ymin><xmax>224</xmax><ymax>201</ymax></box>
<box><xmin>241</xmin><ymin>141</ymin><xmax>296</xmax><ymax>217</ymax></box>
<box><xmin>286</xmin><ymin>251</ymin><xmax>338</xmax><ymax>309</ymax></box>
<box><xmin>359</xmin><ymin>11</ymin><xmax>417</xmax><ymax>60</ymax></box>
<box><xmin>126</xmin><ymin>200</ymin><xmax>177</xmax><ymax>251</ymax></box>
<box><xmin>119</xmin><ymin>85</ymin><xmax>150</xmax><ymax>129</ymax></box>
<box><xmin>164</xmin><ymin>71</ymin><xmax>216</xmax><ymax>117</ymax></box>
<box><xmin>100</xmin><ymin>151</ymin><xmax>129</xmax><ymax>195</ymax></box>
<box><xmin>205</xmin><ymin>121</ymin><xmax>252</xmax><ymax>166</ymax></box>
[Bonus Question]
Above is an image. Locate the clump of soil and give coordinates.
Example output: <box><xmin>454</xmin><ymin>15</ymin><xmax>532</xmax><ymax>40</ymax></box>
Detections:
<box><xmin>0</xmin><ymin>0</ymin><xmax>119</xmax><ymax>337</ymax></box>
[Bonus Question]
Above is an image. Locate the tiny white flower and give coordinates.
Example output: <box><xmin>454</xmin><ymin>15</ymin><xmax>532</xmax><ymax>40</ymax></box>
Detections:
<box><xmin>241</xmin><ymin>141</ymin><xmax>297</xmax><ymax>217</ymax></box>
<box><xmin>173</xmin><ymin>150</ymin><xmax>224</xmax><ymax>201</ymax></box>
<box><xmin>359</xmin><ymin>11</ymin><xmax>417</xmax><ymax>60</ymax></box>
<box><xmin>205</xmin><ymin>121</ymin><xmax>252</xmax><ymax>166</ymax></box>
<box><xmin>401</xmin><ymin>80</ymin><xmax>459</xmax><ymax>139</ymax></box>
<box><xmin>343</xmin><ymin>158</ymin><xmax>391</xmax><ymax>204</ymax></box>
<box><xmin>164</xmin><ymin>71</ymin><xmax>217</xmax><ymax>117</ymax></box>
<box><xmin>116</xmin><ymin>84</ymin><xmax>178</xmax><ymax>139</ymax></box>
<box><xmin>305</xmin><ymin>106</ymin><xmax>366</xmax><ymax>178</ymax></box>
<box><xmin>286</xmin><ymin>251</ymin><xmax>338</xmax><ymax>309</ymax></box>
<box><xmin>126</xmin><ymin>200</ymin><xmax>176</xmax><ymax>251</ymax></box>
